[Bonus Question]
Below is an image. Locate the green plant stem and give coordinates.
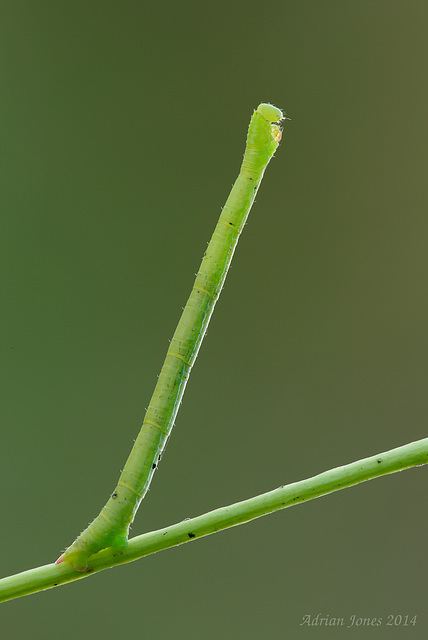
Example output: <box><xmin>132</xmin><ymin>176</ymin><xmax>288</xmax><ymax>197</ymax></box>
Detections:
<box><xmin>2</xmin><ymin>437</ymin><xmax>426</xmax><ymax>603</ymax></box>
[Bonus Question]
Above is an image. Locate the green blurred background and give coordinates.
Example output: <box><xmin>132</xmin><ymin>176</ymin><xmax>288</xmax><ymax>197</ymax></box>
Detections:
<box><xmin>1</xmin><ymin>1</ymin><xmax>427</xmax><ymax>637</ymax></box>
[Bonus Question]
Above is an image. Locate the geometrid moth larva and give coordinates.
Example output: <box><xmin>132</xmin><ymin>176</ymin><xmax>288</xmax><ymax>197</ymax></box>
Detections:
<box><xmin>57</xmin><ymin>103</ymin><xmax>286</xmax><ymax>571</ymax></box>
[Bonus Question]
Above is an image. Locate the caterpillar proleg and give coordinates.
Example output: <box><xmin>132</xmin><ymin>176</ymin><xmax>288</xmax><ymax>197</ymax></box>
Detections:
<box><xmin>57</xmin><ymin>103</ymin><xmax>286</xmax><ymax>571</ymax></box>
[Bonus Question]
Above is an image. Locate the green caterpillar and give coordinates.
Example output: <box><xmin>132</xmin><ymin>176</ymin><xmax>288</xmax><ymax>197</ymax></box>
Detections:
<box><xmin>57</xmin><ymin>103</ymin><xmax>285</xmax><ymax>571</ymax></box>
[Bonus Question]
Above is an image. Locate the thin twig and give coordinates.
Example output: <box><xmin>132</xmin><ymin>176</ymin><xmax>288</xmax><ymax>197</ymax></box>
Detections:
<box><xmin>1</xmin><ymin>437</ymin><xmax>426</xmax><ymax>603</ymax></box>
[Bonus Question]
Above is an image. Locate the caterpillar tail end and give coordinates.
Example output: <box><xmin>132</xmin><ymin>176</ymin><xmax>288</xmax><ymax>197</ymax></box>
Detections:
<box><xmin>56</xmin><ymin>529</ymin><xmax>129</xmax><ymax>572</ymax></box>
<box><xmin>55</xmin><ymin>548</ymin><xmax>93</xmax><ymax>572</ymax></box>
